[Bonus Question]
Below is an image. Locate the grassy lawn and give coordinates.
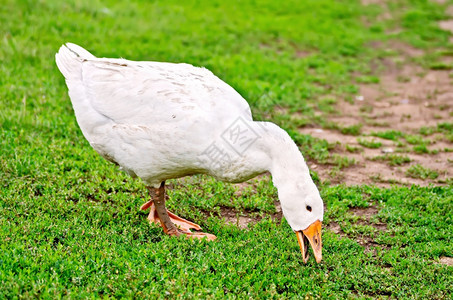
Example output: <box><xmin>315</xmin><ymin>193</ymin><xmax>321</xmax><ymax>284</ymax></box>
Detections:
<box><xmin>1</xmin><ymin>0</ymin><xmax>452</xmax><ymax>298</ymax></box>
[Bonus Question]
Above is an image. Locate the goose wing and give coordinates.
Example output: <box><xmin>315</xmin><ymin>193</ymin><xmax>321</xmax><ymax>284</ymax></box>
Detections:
<box><xmin>80</xmin><ymin>58</ymin><xmax>252</xmax><ymax>126</ymax></box>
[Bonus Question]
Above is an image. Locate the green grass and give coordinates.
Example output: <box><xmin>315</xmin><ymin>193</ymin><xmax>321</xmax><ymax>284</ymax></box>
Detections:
<box><xmin>370</xmin><ymin>154</ymin><xmax>412</xmax><ymax>166</ymax></box>
<box><xmin>406</xmin><ymin>164</ymin><xmax>440</xmax><ymax>180</ymax></box>
<box><xmin>355</xmin><ymin>75</ymin><xmax>380</xmax><ymax>84</ymax></box>
<box><xmin>2</xmin><ymin>183</ymin><xmax>452</xmax><ymax>298</ymax></box>
<box><xmin>405</xmin><ymin>134</ymin><xmax>428</xmax><ymax>145</ymax></box>
<box><xmin>346</xmin><ymin>144</ymin><xmax>362</xmax><ymax>153</ymax></box>
<box><xmin>430</xmin><ymin>61</ymin><xmax>453</xmax><ymax>70</ymax></box>
<box><xmin>1</xmin><ymin>0</ymin><xmax>452</xmax><ymax>298</ymax></box>
<box><xmin>371</xmin><ymin>130</ymin><xmax>405</xmax><ymax>141</ymax></box>
<box><xmin>420</xmin><ymin>122</ymin><xmax>453</xmax><ymax>143</ymax></box>
<box><xmin>358</xmin><ymin>138</ymin><xmax>383</xmax><ymax>149</ymax></box>
<box><xmin>339</xmin><ymin>124</ymin><xmax>363</xmax><ymax>136</ymax></box>
<box><xmin>413</xmin><ymin>144</ymin><xmax>432</xmax><ymax>154</ymax></box>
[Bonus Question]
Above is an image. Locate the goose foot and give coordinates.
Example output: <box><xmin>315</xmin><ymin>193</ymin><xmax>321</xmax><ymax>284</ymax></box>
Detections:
<box><xmin>167</xmin><ymin>227</ymin><xmax>217</xmax><ymax>241</ymax></box>
<box><xmin>141</xmin><ymin>182</ymin><xmax>216</xmax><ymax>241</ymax></box>
<box><xmin>140</xmin><ymin>201</ymin><xmax>201</xmax><ymax>232</ymax></box>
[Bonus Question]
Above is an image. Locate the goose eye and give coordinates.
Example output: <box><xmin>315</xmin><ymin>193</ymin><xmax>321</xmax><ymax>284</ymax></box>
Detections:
<box><xmin>306</xmin><ymin>205</ymin><xmax>312</xmax><ymax>212</ymax></box>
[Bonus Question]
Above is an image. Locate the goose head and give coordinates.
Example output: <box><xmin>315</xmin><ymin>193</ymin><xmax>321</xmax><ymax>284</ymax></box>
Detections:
<box><xmin>277</xmin><ymin>179</ymin><xmax>323</xmax><ymax>263</ymax></box>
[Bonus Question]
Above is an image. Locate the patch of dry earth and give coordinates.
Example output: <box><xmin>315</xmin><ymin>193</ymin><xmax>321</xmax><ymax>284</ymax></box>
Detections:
<box><xmin>300</xmin><ymin>47</ymin><xmax>453</xmax><ymax>186</ymax></box>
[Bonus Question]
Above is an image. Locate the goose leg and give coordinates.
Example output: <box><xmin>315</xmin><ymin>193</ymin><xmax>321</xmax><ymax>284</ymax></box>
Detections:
<box><xmin>141</xmin><ymin>182</ymin><xmax>216</xmax><ymax>240</ymax></box>
<box><xmin>140</xmin><ymin>195</ymin><xmax>200</xmax><ymax>232</ymax></box>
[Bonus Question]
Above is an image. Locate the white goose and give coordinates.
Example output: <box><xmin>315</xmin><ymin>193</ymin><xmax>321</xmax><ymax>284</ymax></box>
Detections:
<box><xmin>55</xmin><ymin>43</ymin><xmax>324</xmax><ymax>263</ymax></box>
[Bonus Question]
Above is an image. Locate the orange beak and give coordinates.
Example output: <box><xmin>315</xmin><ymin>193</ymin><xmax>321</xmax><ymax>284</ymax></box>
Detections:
<box><xmin>295</xmin><ymin>220</ymin><xmax>322</xmax><ymax>263</ymax></box>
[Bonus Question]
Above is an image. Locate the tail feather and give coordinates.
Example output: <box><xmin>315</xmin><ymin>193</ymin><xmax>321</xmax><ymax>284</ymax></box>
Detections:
<box><xmin>55</xmin><ymin>43</ymin><xmax>105</xmax><ymax>139</ymax></box>
<box><xmin>55</xmin><ymin>43</ymin><xmax>96</xmax><ymax>80</ymax></box>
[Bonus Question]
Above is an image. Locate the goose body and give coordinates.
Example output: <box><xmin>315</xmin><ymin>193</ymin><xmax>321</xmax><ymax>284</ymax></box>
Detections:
<box><xmin>56</xmin><ymin>43</ymin><xmax>324</xmax><ymax>262</ymax></box>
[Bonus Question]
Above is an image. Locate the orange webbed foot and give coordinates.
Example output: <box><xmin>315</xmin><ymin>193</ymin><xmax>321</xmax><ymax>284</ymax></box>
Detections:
<box><xmin>141</xmin><ymin>200</ymin><xmax>214</xmax><ymax>240</ymax></box>
<box><xmin>166</xmin><ymin>227</ymin><xmax>217</xmax><ymax>241</ymax></box>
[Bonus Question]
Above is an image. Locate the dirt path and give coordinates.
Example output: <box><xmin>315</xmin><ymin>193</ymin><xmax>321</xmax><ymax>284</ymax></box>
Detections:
<box><xmin>300</xmin><ymin>43</ymin><xmax>452</xmax><ymax>187</ymax></box>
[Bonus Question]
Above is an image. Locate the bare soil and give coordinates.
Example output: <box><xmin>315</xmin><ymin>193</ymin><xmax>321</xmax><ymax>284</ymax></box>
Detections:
<box><xmin>300</xmin><ymin>43</ymin><xmax>453</xmax><ymax>187</ymax></box>
<box><xmin>439</xmin><ymin>256</ymin><xmax>453</xmax><ymax>266</ymax></box>
<box><xmin>216</xmin><ymin>203</ymin><xmax>281</xmax><ymax>229</ymax></box>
